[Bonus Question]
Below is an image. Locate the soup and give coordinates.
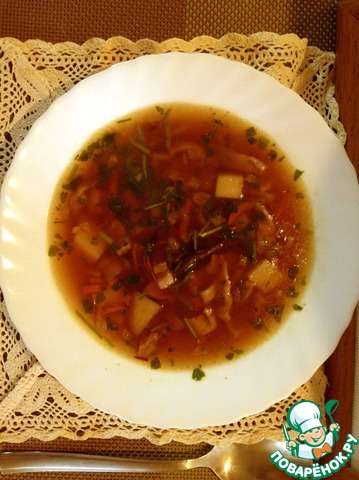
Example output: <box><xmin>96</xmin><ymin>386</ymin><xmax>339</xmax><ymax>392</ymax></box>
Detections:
<box><xmin>48</xmin><ymin>103</ymin><xmax>313</xmax><ymax>371</ymax></box>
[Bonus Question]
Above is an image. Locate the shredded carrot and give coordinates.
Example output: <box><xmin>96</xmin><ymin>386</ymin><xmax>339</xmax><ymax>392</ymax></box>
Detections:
<box><xmin>82</xmin><ymin>278</ymin><xmax>118</xmax><ymax>295</ymax></box>
<box><xmin>228</xmin><ymin>202</ymin><xmax>251</xmax><ymax>225</ymax></box>
<box><xmin>144</xmin><ymin>281</ymin><xmax>169</xmax><ymax>301</ymax></box>
<box><xmin>82</xmin><ymin>283</ymin><xmax>106</xmax><ymax>295</ymax></box>
<box><xmin>101</xmin><ymin>304</ymin><xmax>127</xmax><ymax>317</ymax></box>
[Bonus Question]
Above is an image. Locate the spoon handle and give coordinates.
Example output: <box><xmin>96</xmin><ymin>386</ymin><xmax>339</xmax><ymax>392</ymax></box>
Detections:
<box><xmin>0</xmin><ymin>451</ymin><xmax>191</xmax><ymax>474</ymax></box>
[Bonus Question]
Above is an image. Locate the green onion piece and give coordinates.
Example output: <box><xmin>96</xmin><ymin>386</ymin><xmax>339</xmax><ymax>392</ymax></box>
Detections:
<box><xmin>142</xmin><ymin>154</ymin><xmax>148</xmax><ymax>179</ymax></box>
<box><xmin>198</xmin><ymin>225</ymin><xmax>223</xmax><ymax>238</ymax></box>
<box><xmin>144</xmin><ymin>200</ymin><xmax>166</xmax><ymax>210</ymax></box>
<box><xmin>150</xmin><ymin>323</ymin><xmax>167</xmax><ymax>333</ymax></box>
<box><xmin>131</xmin><ymin>139</ymin><xmax>151</xmax><ymax>156</ymax></box>
<box><xmin>183</xmin><ymin>317</ymin><xmax>197</xmax><ymax>338</ymax></box>
<box><xmin>99</xmin><ymin>230</ymin><xmax>114</xmax><ymax>245</ymax></box>
<box><xmin>135</xmin><ymin>123</ymin><xmax>145</xmax><ymax>141</ymax></box>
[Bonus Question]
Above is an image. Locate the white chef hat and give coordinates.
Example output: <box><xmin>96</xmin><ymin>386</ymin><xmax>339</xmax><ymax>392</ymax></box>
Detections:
<box><xmin>287</xmin><ymin>400</ymin><xmax>323</xmax><ymax>434</ymax></box>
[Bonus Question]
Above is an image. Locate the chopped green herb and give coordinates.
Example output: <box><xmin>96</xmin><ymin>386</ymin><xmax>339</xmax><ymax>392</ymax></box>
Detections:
<box><xmin>102</xmin><ymin>133</ymin><xmax>115</xmax><ymax>150</ymax></box>
<box><xmin>192</xmin><ymin>367</ymin><xmax>205</xmax><ymax>381</ymax></box>
<box><xmin>144</xmin><ymin>200</ymin><xmax>166</xmax><ymax>211</ymax></box>
<box><xmin>82</xmin><ymin>298</ymin><xmax>93</xmax><ymax>314</ymax></box>
<box><xmin>225</xmin><ymin>349</ymin><xmax>244</xmax><ymax>360</ymax></box>
<box><xmin>150</xmin><ymin>356</ymin><xmax>161</xmax><ymax>369</ymax></box>
<box><xmin>48</xmin><ymin>245</ymin><xmax>61</xmax><ymax>257</ymax></box>
<box><xmin>294</xmin><ymin>169</ymin><xmax>304</xmax><ymax>180</ymax></box>
<box><xmin>288</xmin><ymin>265</ymin><xmax>299</xmax><ymax>279</ymax></box>
<box><xmin>246</xmin><ymin>126</ymin><xmax>257</xmax><ymax>137</ymax></box>
<box><xmin>198</xmin><ymin>224</ymin><xmax>223</xmax><ymax>238</ymax></box>
<box><xmin>202</xmin><ymin>130</ymin><xmax>216</xmax><ymax>145</ymax></box>
<box><xmin>234</xmin><ymin>349</ymin><xmax>244</xmax><ymax>355</ymax></box>
<box><xmin>108</xmin><ymin>194</ymin><xmax>123</xmax><ymax>217</ymax></box>
<box><xmin>60</xmin><ymin>191</ymin><xmax>68</xmax><ymax>203</ymax></box>
<box><xmin>155</xmin><ymin>105</ymin><xmax>165</xmax><ymax>115</ymax></box>
<box><xmin>112</xmin><ymin>274</ymin><xmax>141</xmax><ymax>291</ymax></box>
<box><xmin>135</xmin><ymin>124</ymin><xmax>145</xmax><ymax>141</ymax></box>
<box><xmin>62</xmin><ymin>176</ymin><xmax>81</xmax><ymax>191</ymax></box>
<box><xmin>268</xmin><ymin>149</ymin><xmax>277</xmax><ymax>161</ymax></box>
<box><xmin>293</xmin><ymin>304</ymin><xmax>303</xmax><ymax>311</ymax></box>
<box><xmin>251</xmin><ymin>317</ymin><xmax>264</xmax><ymax>329</ymax></box>
<box><xmin>267</xmin><ymin>305</ymin><xmax>284</xmax><ymax>323</ymax></box>
<box><xmin>106</xmin><ymin>318</ymin><xmax>119</xmax><ymax>331</ymax></box>
<box><xmin>287</xmin><ymin>286</ymin><xmax>299</xmax><ymax>298</ymax></box>
<box><xmin>95</xmin><ymin>291</ymin><xmax>106</xmax><ymax>304</ymax></box>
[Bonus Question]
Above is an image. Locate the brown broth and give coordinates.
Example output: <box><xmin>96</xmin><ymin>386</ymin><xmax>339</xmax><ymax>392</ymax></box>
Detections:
<box><xmin>48</xmin><ymin>103</ymin><xmax>313</xmax><ymax>371</ymax></box>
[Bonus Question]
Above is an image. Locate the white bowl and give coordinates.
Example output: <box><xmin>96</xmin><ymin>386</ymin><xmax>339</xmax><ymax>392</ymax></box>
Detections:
<box><xmin>1</xmin><ymin>53</ymin><xmax>359</xmax><ymax>429</ymax></box>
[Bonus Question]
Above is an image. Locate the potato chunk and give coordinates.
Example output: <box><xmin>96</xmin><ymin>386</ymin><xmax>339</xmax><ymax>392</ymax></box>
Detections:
<box><xmin>153</xmin><ymin>262</ymin><xmax>175</xmax><ymax>289</ymax></box>
<box><xmin>248</xmin><ymin>260</ymin><xmax>284</xmax><ymax>293</ymax></box>
<box><xmin>129</xmin><ymin>294</ymin><xmax>161</xmax><ymax>336</ymax></box>
<box><xmin>189</xmin><ymin>308</ymin><xmax>217</xmax><ymax>336</ymax></box>
<box><xmin>73</xmin><ymin>223</ymin><xmax>106</xmax><ymax>262</ymax></box>
<box><xmin>215</xmin><ymin>173</ymin><xmax>243</xmax><ymax>199</ymax></box>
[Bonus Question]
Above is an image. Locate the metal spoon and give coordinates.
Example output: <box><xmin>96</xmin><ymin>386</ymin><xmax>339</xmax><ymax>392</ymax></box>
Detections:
<box><xmin>0</xmin><ymin>440</ymin><xmax>309</xmax><ymax>479</ymax></box>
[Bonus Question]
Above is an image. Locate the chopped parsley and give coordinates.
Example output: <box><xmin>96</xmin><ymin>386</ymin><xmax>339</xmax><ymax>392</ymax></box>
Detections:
<box><xmin>294</xmin><ymin>169</ymin><xmax>304</xmax><ymax>180</ymax></box>
<box><xmin>192</xmin><ymin>367</ymin><xmax>205</xmax><ymax>381</ymax></box>
<box><xmin>293</xmin><ymin>304</ymin><xmax>304</xmax><ymax>311</ymax></box>
<box><xmin>150</xmin><ymin>356</ymin><xmax>161</xmax><ymax>369</ymax></box>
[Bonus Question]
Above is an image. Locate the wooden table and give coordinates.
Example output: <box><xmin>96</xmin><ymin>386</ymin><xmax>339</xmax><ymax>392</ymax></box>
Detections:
<box><xmin>324</xmin><ymin>0</ymin><xmax>359</xmax><ymax>477</ymax></box>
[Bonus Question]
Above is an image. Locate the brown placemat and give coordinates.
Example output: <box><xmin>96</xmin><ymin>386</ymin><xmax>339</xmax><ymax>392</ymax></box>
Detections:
<box><xmin>0</xmin><ymin>0</ymin><xmax>339</xmax><ymax>51</ymax></box>
<box><xmin>0</xmin><ymin>33</ymin><xmax>345</xmax><ymax>448</ymax></box>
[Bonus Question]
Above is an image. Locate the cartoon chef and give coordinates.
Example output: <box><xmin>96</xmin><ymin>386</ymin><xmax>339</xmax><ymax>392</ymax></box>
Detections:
<box><xmin>284</xmin><ymin>400</ymin><xmax>340</xmax><ymax>460</ymax></box>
